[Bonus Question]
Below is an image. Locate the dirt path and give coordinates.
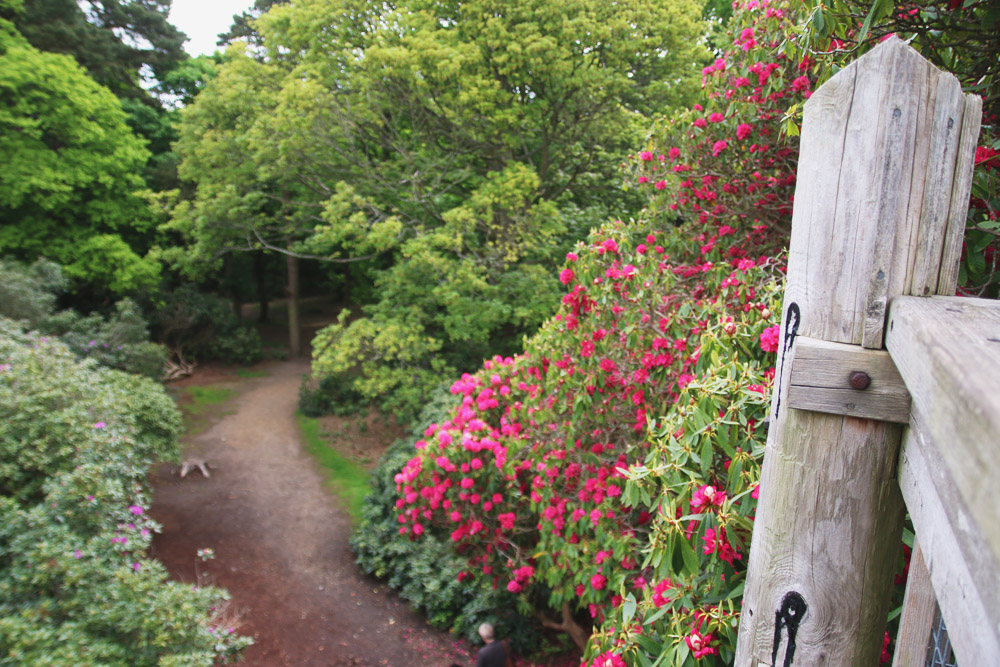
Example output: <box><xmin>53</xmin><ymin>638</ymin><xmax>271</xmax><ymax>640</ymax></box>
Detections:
<box><xmin>149</xmin><ymin>359</ymin><xmax>473</xmax><ymax>666</ymax></box>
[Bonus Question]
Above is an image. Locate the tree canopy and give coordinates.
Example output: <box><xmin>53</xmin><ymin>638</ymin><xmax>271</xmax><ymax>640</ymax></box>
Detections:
<box><xmin>12</xmin><ymin>0</ymin><xmax>186</xmax><ymax>102</ymax></box>
<box><xmin>180</xmin><ymin>0</ymin><xmax>710</xmax><ymax>414</ymax></box>
<box><xmin>0</xmin><ymin>16</ymin><xmax>159</xmax><ymax>293</ymax></box>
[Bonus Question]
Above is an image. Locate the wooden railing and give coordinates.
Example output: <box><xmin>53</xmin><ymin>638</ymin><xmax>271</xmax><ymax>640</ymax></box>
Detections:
<box><xmin>732</xmin><ymin>37</ymin><xmax>997</xmax><ymax>666</ymax></box>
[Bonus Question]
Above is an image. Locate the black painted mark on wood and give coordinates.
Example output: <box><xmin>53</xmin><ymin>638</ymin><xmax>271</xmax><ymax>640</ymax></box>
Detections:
<box><xmin>773</xmin><ymin>302</ymin><xmax>801</xmax><ymax>420</ymax></box>
<box><xmin>771</xmin><ymin>591</ymin><xmax>807</xmax><ymax>667</ymax></box>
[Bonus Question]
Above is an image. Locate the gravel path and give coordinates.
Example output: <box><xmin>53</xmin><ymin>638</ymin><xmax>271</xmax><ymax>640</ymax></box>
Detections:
<box><xmin>149</xmin><ymin>359</ymin><xmax>473</xmax><ymax>666</ymax></box>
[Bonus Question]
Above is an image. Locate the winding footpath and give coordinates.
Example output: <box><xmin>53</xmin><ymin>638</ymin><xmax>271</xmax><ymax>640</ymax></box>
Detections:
<box><xmin>149</xmin><ymin>359</ymin><xmax>472</xmax><ymax>666</ymax></box>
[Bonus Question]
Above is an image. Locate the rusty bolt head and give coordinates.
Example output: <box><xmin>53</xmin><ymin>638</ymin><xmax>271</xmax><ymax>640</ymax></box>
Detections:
<box><xmin>849</xmin><ymin>371</ymin><xmax>871</xmax><ymax>390</ymax></box>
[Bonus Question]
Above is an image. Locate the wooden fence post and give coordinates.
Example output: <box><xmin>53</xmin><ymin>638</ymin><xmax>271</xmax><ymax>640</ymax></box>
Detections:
<box><xmin>734</xmin><ymin>37</ymin><xmax>981</xmax><ymax>666</ymax></box>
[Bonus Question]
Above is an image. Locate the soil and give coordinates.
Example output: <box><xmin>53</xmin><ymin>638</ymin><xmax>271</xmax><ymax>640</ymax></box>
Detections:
<box><xmin>149</xmin><ymin>358</ymin><xmax>475</xmax><ymax>667</ymax></box>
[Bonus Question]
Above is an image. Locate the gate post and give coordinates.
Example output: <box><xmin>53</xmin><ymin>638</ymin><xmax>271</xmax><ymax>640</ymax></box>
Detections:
<box><xmin>735</xmin><ymin>37</ymin><xmax>981</xmax><ymax>666</ymax></box>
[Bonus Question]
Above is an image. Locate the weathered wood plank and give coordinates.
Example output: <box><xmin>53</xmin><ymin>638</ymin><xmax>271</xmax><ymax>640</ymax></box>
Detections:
<box><xmin>886</xmin><ymin>294</ymin><xmax>1000</xmax><ymax>663</ymax></box>
<box><xmin>887</xmin><ymin>296</ymin><xmax>1000</xmax><ymax>553</ymax></box>
<box><xmin>907</xmin><ymin>70</ymin><xmax>974</xmax><ymax>297</ymax></box>
<box><xmin>787</xmin><ymin>336</ymin><xmax>910</xmax><ymax>423</ymax></box>
<box><xmin>896</xmin><ymin>410</ymin><xmax>1000</xmax><ymax>663</ymax></box>
<box><xmin>938</xmin><ymin>94</ymin><xmax>984</xmax><ymax>292</ymax></box>
<box><xmin>891</xmin><ymin>541</ymin><xmax>936</xmax><ymax>667</ymax></box>
<box><xmin>736</xmin><ymin>38</ymin><xmax>983</xmax><ymax>667</ymax></box>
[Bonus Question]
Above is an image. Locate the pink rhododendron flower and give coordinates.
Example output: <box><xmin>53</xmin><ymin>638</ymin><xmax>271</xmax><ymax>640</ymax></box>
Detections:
<box><xmin>654</xmin><ymin>180</ymin><xmax>666</xmax><ymax>190</ymax></box>
<box><xmin>652</xmin><ymin>579</ymin><xmax>672</xmax><ymax>607</ymax></box>
<box><xmin>559</xmin><ymin>268</ymin><xmax>575</xmax><ymax>285</ymax></box>
<box><xmin>638</xmin><ymin>151</ymin><xmax>653</xmax><ymax>161</ymax></box>
<box><xmin>707</xmin><ymin>112</ymin><xmax>724</xmax><ymax>123</ymax></box>
<box><xmin>591</xmin><ymin>573</ymin><xmax>607</xmax><ymax>590</ymax></box>
<box><xmin>712</xmin><ymin>140</ymin><xmax>728</xmax><ymax>157</ymax></box>
<box><xmin>685</xmin><ymin>631</ymin><xmax>716</xmax><ymax>659</ymax></box>
<box><xmin>590</xmin><ymin>652</ymin><xmax>625</xmax><ymax>667</ymax></box>
<box><xmin>760</xmin><ymin>325</ymin><xmax>780</xmax><ymax>352</ymax></box>
<box><xmin>736</xmin><ymin>123</ymin><xmax>753</xmax><ymax>140</ymax></box>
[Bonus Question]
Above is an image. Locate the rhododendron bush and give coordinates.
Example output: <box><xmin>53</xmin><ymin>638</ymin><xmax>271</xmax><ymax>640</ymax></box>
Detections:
<box><xmin>0</xmin><ymin>320</ymin><xmax>251</xmax><ymax>664</ymax></box>
<box><xmin>392</xmin><ymin>213</ymin><xmax>783</xmax><ymax>658</ymax></box>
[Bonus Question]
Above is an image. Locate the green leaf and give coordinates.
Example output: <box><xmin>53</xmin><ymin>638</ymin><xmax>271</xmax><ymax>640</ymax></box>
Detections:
<box><xmin>623</xmin><ymin>593</ymin><xmax>637</xmax><ymax>625</ymax></box>
<box><xmin>679</xmin><ymin>535</ymin><xmax>700</xmax><ymax>576</ymax></box>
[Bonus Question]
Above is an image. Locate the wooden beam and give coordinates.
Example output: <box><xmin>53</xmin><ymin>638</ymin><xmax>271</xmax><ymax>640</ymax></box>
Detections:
<box><xmin>788</xmin><ymin>336</ymin><xmax>910</xmax><ymax>423</ymax></box>
<box><xmin>891</xmin><ymin>541</ymin><xmax>936</xmax><ymax>667</ymax></box>
<box><xmin>736</xmin><ymin>37</ymin><xmax>982</xmax><ymax>666</ymax></box>
<box><xmin>887</xmin><ymin>295</ymin><xmax>1000</xmax><ymax>663</ymax></box>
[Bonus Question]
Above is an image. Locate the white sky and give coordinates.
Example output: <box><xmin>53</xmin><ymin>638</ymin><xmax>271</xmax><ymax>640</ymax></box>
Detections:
<box><xmin>169</xmin><ymin>0</ymin><xmax>256</xmax><ymax>56</ymax></box>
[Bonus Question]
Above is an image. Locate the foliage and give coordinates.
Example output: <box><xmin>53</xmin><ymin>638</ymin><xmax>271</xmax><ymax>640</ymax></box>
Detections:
<box><xmin>352</xmin><ymin>384</ymin><xmax>541</xmax><ymax>647</ymax></box>
<box><xmin>146</xmin><ymin>286</ymin><xmax>263</xmax><ymax>365</ymax></box>
<box><xmin>0</xmin><ymin>18</ymin><xmax>156</xmax><ymax>294</ymax></box>
<box><xmin>217</xmin><ymin>0</ymin><xmax>287</xmax><ymax>50</ymax></box>
<box><xmin>392</xmin><ymin>216</ymin><xmax>782</xmax><ymax>655</ymax></box>
<box><xmin>0</xmin><ymin>259</ymin><xmax>166</xmax><ymax>378</ymax></box>
<box><xmin>0</xmin><ymin>320</ymin><xmax>251</xmax><ymax>664</ymax></box>
<box><xmin>12</xmin><ymin>0</ymin><xmax>186</xmax><ymax>102</ymax></box>
<box><xmin>170</xmin><ymin>0</ymin><xmax>711</xmax><ymax>420</ymax></box>
<box><xmin>298</xmin><ymin>375</ymin><xmax>366</xmax><ymax>418</ymax></box>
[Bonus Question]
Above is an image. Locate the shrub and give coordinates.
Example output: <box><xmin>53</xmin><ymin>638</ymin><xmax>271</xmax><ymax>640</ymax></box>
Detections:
<box><xmin>0</xmin><ymin>257</ymin><xmax>65</xmax><ymax>323</ymax></box>
<box><xmin>0</xmin><ymin>319</ymin><xmax>251</xmax><ymax>664</ymax></box>
<box><xmin>352</xmin><ymin>384</ymin><xmax>541</xmax><ymax>648</ymax></box>
<box><xmin>148</xmin><ymin>286</ymin><xmax>262</xmax><ymax>365</ymax></box>
<box><xmin>298</xmin><ymin>374</ymin><xmax>367</xmax><ymax>418</ymax></box>
<box><xmin>0</xmin><ymin>259</ymin><xmax>167</xmax><ymax>378</ymax></box>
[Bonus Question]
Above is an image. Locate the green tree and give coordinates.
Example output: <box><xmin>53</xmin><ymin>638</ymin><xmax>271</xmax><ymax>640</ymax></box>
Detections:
<box><xmin>0</xmin><ymin>17</ymin><xmax>159</xmax><ymax>294</ymax></box>
<box><xmin>13</xmin><ymin>0</ymin><xmax>186</xmax><ymax>102</ymax></box>
<box><xmin>217</xmin><ymin>0</ymin><xmax>287</xmax><ymax>50</ymax></box>
<box><xmin>248</xmin><ymin>0</ymin><xmax>710</xmax><ymax>419</ymax></box>
<box><xmin>167</xmin><ymin>45</ymin><xmax>342</xmax><ymax>357</ymax></box>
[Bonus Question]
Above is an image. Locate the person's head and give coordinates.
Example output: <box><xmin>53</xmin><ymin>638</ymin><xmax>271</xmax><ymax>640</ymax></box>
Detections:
<box><xmin>478</xmin><ymin>622</ymin><xmax>495</xmax><ymax>643</ymax></box>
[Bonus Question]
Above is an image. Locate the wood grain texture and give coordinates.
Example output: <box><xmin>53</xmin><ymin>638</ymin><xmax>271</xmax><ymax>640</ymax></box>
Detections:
<box><xmin>787</xmin><ymin>336</ymin><xmax>910</xmax><ymax>423</ymax></box>
<box><xmin>736</xmin><ymin>38</ymin><xmax>982</xmax><ymax>667</ymax></box>
<box><xmin>886</xmin><ymin>295</ymin><xmax>1000</xmax><ymax>663</ymax></box>
<box><xmin>891</xmin><ymin>541</ymin><xmax>936</xmax><ymax>667</ymax></box>
<box><xmin>896</xmin><ymin>411</ymin><xmax>1000</xmax><ymax>663</ymax></box>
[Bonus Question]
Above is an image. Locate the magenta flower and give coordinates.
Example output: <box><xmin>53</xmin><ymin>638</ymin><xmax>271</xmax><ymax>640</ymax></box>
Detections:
<box><xmin>93</xmin><ymin>422</ymin><xmax>106</xmax><ymax>429</ymax></box>
<box><xmin>128</xmin><ymin>505</ymin><xmax>144</xmax><ymax>516</ymax></box>
<box><xmin>760</xmin><ymin>325</ymin><xmax>780</xmax><ymax>353</ymax></box>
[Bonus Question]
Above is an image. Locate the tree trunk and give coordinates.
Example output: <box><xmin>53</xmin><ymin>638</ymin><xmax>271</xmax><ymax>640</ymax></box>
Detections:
<box><xmin>255</xmin><ymin>252</ymin><xmax>269</xmax><ymax>323</ymax></box>
<box><xmin>286</xmin><ymin>252</ymin><xmax>300</xmax><ymax>358</ymax></box>
<box><xmin>536</xmin><ymin>602</ymin><xmax>589</xmax><ymax>652</ymax></box>
<box><xmin>225</xmin><ymin>256</ymin><xmax>243</xmax><ymax>323</ymax></box>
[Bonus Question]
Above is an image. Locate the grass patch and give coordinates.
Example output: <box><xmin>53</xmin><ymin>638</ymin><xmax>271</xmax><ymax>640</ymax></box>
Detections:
<box><xmin>235</xmin><ymin>367</ymin><xmax>269</xmax><ymax>379</ymax></box>
<box><xmin>174</xmin><ymin>385</ymin><xmax>237</xmax><ymax>436</ymax></box>
<box><xmin>185</xmin><ymin>386</ymin><xmax>237</xmax><ymax>415</ymax></box>
<box><xmin>298</xmin><ymin>414</ymin><xmax>370</xmax><ymax>523</ymax></box>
